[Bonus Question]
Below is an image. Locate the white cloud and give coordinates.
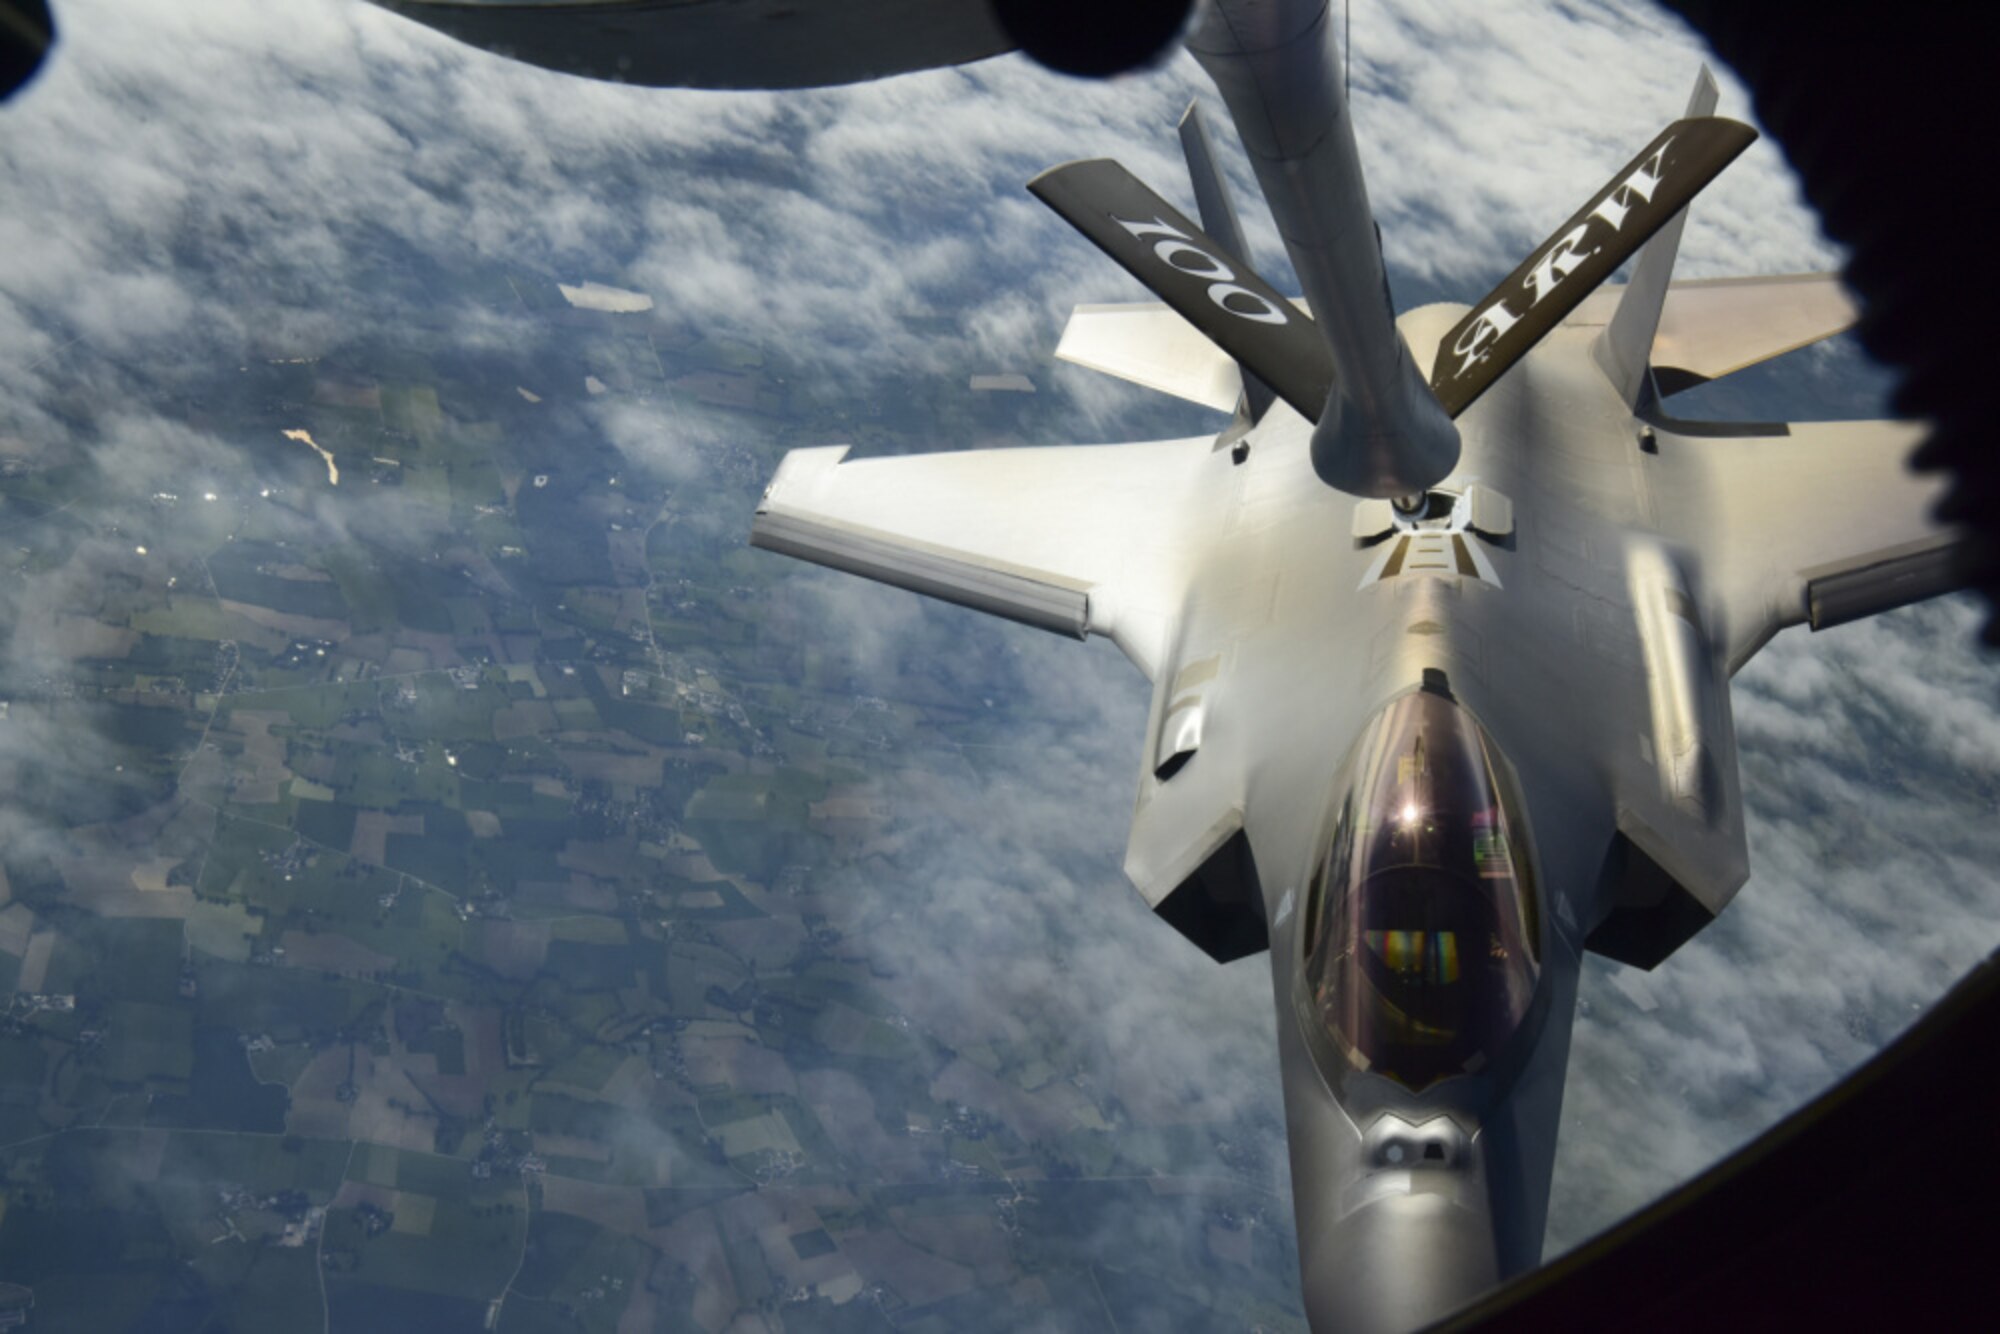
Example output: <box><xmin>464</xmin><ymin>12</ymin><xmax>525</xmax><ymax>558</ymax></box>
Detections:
<box><xmin>1</xmin><ymin>0</ymin><xmax>1994</xmax><ymax>1319</ymax></box>
<box><xmin>1346</xmin><ymin>0</ymin><xmax>1838</xmax><ymax>289</ymax></box>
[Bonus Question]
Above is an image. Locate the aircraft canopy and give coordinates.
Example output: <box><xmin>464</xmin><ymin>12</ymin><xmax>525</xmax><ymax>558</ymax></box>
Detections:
<box><xmin>1301</xmin><ymin>689</ymin><xmax>1542</xmax><ymax>1092</ymax></box>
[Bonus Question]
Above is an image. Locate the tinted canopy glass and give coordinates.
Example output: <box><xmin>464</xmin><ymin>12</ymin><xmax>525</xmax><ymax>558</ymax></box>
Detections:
<box><xmin>1301</xmin><ymin>690</ymin><xmax>1541</xmax><ymax>1091</ymax></box>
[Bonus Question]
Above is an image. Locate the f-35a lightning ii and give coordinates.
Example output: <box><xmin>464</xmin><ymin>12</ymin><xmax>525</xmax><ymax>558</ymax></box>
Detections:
<box><xmin>375</xmin><ymin>2</ymin><xmax>1967</xmax><ymax>1329</ymax></box>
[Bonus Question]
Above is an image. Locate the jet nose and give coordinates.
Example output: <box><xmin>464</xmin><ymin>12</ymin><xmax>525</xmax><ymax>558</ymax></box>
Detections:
<box><xmin>1299</xmin><ymin>1189</ymin><xmax>1500</xmax><ymax>1334</ymax></box>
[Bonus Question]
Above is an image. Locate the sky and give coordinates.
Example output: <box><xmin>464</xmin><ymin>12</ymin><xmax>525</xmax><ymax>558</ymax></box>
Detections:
<box><xmin>1</xmin><ymin>0</ymin><xmax>1996</xmax><ymax>1297</ymax></box>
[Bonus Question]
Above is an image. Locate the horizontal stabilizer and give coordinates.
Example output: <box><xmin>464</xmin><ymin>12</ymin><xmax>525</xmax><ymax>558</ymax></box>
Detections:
<box><xmin>1056</xmin><ymin>302</ymin><xmax>1248</xmax><ymax>413</ymax></box>
<box><xmin>1431</xmin><ymin>116</ymin><xmax>1757</xmax><ymax>417</ymax></box>
<box><xmin>1564</xmin><ymin>273</ymin><xmax>1859</xmax><ymax>395</ymax></box>
<box><xmin>1029</xmin><ymin>158</ymin><xmax>1337</xmax><ymax>423</ymax></box>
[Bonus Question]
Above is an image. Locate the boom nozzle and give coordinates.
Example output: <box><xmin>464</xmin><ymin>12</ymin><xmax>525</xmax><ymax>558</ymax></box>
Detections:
<box><xmin>1308</xmin><ymin>359</ymin><xmax>1460</xmax><ymax>498</ymax></box>
<box><xmin>1192</xmin><ymin>0</ymin><xmax>1460</xmax><ymax>499</ymax></box>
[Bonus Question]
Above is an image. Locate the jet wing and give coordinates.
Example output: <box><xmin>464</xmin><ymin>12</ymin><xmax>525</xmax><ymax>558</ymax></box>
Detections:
<box><xmin>1648</xmin><ymin>418</ymin><xmax>1964</xmax><ymax>672</ymax></box>
<box><xmin>751</xmin><ymin>439</ymin><xmax>1223</xmax><ymax>680</ymax></box>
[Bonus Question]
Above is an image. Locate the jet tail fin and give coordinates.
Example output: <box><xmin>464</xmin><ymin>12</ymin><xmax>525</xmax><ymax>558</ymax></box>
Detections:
<box><xmin>1594</xmin><ymin>67</ymin><xmax>1723</xmax><ymax>404</ymax></box>
<box><xmin>1028</xmin><ymin>158</ymin><xmax>1338</xmax><ymax>425</ymax></box>
<box><xmin>1429</xmin><ymin>114</ymin><xmax>1757</xmax><ymax>418</ymax></box>
<box><xmin>1176</xmin><ymin>101</ymin><xmax>1276</xmax><ymax>424</ymax></box>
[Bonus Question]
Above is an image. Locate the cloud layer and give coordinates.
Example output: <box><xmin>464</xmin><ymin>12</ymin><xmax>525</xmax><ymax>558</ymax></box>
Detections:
<box><xmin>0</xmin><ymin>0</ymin><xmax>1994</xmax><ymax>1317</ymax></box>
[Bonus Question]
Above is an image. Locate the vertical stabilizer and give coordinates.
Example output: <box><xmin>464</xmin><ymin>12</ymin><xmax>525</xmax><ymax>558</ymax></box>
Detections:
<box><xmin>1595</xmin><ymin>67</ymin><xmax>1721</xmax><ymax>403</ymax></box>
<box><xmin>1428</xmin><ymin>111</ymin><xmax>1755</xmax><ymax>418</ymax></box>
<box><xmin>1178</xmin><ymin>100</ymin><xmax>1276</xmax><ymax>423</ymax></box>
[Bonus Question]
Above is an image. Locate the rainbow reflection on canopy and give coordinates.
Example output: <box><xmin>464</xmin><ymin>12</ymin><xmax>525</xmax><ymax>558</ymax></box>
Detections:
<box><xmin>1301</xmin><ymin>689</ymin><xmax>1542</xmax><ymax>1092</ymax></box>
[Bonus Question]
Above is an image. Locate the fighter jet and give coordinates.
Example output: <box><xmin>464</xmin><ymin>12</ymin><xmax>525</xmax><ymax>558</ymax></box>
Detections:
<box><xmin>745</xmin><ymin>14</ymin><xmax>1963</xmax><ymax>1334</ymax></box>
<box><xmin>373</xmin><ymin>2</ymin><xmax>1966</xmax><ymax>1329</ymax></box>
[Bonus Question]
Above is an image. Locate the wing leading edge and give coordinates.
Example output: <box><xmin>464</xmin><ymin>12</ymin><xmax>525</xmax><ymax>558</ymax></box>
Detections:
<box><xmin>751</xmin><ymin>439</ymin><xmax>1224</xmax><ymax>682</ymax></box>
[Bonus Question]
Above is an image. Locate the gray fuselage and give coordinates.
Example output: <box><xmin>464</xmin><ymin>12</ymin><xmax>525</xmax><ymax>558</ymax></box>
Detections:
<box><xmin>1162</xmin><ymin>307</ymin><xmax>1731</xmax><ymax>1330</ymax></box>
